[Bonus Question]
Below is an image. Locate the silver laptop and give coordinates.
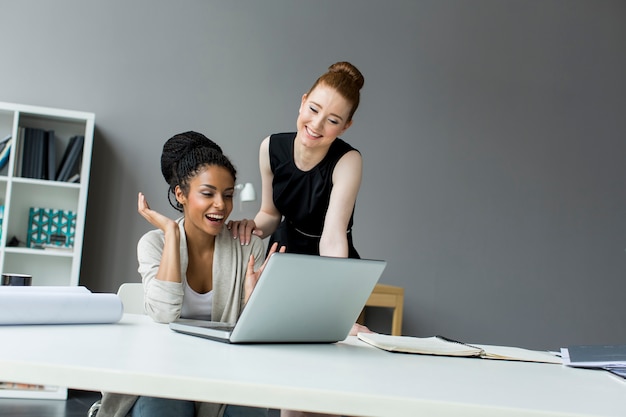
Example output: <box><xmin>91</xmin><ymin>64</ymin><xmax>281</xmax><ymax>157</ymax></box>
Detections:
<box><xmin>169</xmin><ymin>252</ymin><xmax>386</xmax><ymax>343</ymax></box>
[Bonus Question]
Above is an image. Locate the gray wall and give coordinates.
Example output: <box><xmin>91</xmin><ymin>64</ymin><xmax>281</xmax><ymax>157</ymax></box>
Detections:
<box><xmin>1</xmin><ymin>0</ymin><xmax>625</xmax><ymax>350</ymax></box>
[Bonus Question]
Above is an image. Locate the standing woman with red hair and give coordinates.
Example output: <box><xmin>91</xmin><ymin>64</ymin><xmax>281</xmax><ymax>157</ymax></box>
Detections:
<box><xmin>228</xmin><ymin>62</ymin><xmax>369</xmax><ymax>417</ymax></box>
<box><xmin>230</xmin><ymin>61</ymin><xmax>365</xmax><ymax>260</ymax></box>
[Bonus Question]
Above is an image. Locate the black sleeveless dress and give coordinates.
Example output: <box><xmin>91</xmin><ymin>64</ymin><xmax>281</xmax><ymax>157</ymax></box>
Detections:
<box><xmin>267</xmin><ymin>132</ymin><xmax>360</xmax><ymax>258</ymax></box>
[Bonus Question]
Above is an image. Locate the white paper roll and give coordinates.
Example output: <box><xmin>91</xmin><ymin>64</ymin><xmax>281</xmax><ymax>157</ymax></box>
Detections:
<box><xmin>0</xmin><ymin>291</ymin><xmax>123</xmax><ymax>325</ymax></box>
<box><xmin>0</xmin><ymin>286</ymin><xmax>91</xmax><ymax>293</ymax></box>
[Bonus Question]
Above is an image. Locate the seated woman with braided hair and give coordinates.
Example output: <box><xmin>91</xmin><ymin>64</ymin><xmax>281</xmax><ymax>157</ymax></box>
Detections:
<box><xmin>98</xmin><ymin>131</ymin><xmax>283</xmax><ymax>417</ymax></box>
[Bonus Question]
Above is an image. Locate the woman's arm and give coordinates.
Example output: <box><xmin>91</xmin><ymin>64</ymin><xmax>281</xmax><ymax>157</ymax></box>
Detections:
<box><xmin>137</xmin><ymin>192</ymin><xmax>184</xmax><ymax>322</ymax></box>
<box><xmin>228</xmin><ymin>137</ymin><xmax>282</xmax><ymax>244</ymax></box>
<box><xmin>253</xmin><ymin>136</ymin><xmax>283</xmax><ymax>236</ymax></box>
<box><xmin>319</xmin><ymin>150</ymin><xmax>362</xmax><ymax>257</ymax></box>
<box><xmin>137</xmin><ymin>192</ymin><xmax>181</xmax><ymax>283</ymax></box>
<box><xmin>320</xmin><ymin>152</ymin><xmax>368</xmax><ymax>336</ymax></box>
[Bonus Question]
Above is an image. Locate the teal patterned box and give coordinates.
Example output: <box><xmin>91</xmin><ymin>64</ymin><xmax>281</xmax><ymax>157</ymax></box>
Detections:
<box><xmin>27</xmin><ymin>208</ymin><xmax>76</xmax><ymax>249</ymax></box>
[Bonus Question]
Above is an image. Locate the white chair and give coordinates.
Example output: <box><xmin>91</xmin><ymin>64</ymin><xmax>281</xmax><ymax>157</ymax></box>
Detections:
<box><xmin>116</xmin><ymin>282</ymin><xmax>145</xmax><ymax>314</ymax></box>
<box><xmin>87</xmin><ymin>283</ymin><xmax>144</xmax><ymax>416</ymax></box>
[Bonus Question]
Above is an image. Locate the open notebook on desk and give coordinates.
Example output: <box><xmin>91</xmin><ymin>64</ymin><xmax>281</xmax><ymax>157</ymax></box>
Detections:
<box><xmin>358</xmin><ymin>333</ymin><xmax>562</xmax><ymax>364</ymax></box>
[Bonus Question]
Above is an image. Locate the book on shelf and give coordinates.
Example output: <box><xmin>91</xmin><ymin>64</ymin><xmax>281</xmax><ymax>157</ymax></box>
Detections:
<box><xmin>31</xmin><ymin>129</ymin><xmax>46</xmax><ymax>180</ymax></box>
<box><xmin>357</xmin><ymin>333</ymin><xmax>562</xmax><ymax>364</ymax></box>
<box><xmin>19</xmin><ymin>127</ymin><xmax>51</xmax><ymax>180</ymax></box>
<box><xmin>45</xmin><ymin>130</ymin><xmax>56</xmax><ymax>180</ymax></box>
<box><xmin>35</xmin><ymin>128</ymin><xmax>45</xmax><ymax>179</ymax></box>
<box><xmin>0</xmin><ymin>135</ymin><xmax>11</xmax><ymax>170</ymax></box>
<box><xmin>67</xmin><ymin>173</ymin><xmax>80</xmax><ymax>183</ymax></box>
<box><xmin>56</xmin><ymin>135</ymin><xmax>84</xmax><ymax>182</ymax></box>
<box><xmin>20</xmin><ymin>127</ymin><xmax>35</xmax><ymax>178</ymax></box>
<box><xmin>34</xmin><ymin>128</ymin><xmax>46</xmax><ymax>179</ymax></box>
<box><xmin>14</xmin><ymin>127</ymin><xmax>25</xmax><ymax>176</ymax></box>
<box><xmin>0</xmin><ymin>381</ymin><xmax>67</xmax><ymax>400</ymax></box>
<box><xmin>0</xmin><ymin>382</ymin><xmax>48</xmax><ymax>391</ymax></box>
<box><xmin>0</xmin><ymin>133</ymin><xmax>10</xmax><ymax>152</ymax></box>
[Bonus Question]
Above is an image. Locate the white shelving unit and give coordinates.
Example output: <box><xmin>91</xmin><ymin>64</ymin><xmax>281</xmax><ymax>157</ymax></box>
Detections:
<box><xmin>0</xmin><ymin>101</ymin><xmax>94</xmax><ymax>399</ymax></box>
<box><xmin>0</xmin><ymin>101</ymin><xmax>94</xmax><ymax>287</ymax></box>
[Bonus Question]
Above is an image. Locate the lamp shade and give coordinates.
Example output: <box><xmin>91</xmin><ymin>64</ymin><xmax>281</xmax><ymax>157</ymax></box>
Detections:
<box><xmin>238</xmin><ymin>183</ymin><xmax>256</xmax><ymax>202</ymax></box>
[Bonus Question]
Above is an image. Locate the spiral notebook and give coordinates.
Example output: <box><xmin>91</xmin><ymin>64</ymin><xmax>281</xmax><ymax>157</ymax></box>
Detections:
<box><xmin>169</xmin><ymin>253</ymin><xmax>387</xmax><ymax>343</ymax></box>
<box><xmin>358</xmin><ymin>333</ymin><xmax>562</xmax><ymax>364</ymax></box>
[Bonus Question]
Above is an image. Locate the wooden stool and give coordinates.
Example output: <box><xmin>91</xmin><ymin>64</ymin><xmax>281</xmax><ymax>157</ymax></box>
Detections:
<box><xmin>357</xmin><ymin>283</ymin><xmax>404</xmax><ymax>335</ymax></box>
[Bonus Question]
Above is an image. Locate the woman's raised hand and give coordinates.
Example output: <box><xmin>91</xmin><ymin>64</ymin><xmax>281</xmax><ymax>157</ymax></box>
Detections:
<box><xmin>243</xmin><ymin>242</ymin><xmax>286</xmax><ymax>303</ymax></box>
<box><xmin>137</xmin><ymin>192</ymin><xmax>178</xmax><ymax>232</ymax></box>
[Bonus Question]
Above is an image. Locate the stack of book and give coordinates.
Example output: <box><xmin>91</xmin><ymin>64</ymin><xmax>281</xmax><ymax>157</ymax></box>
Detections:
<box><xmin>55</xmin><ymin>134</ymin><xmax>84</xmax><ymax>182</ymax></box>
<box><xmin>17</xmin><ymin>127</ymin><xmax>83</xmax><ymax>182</ymax></box>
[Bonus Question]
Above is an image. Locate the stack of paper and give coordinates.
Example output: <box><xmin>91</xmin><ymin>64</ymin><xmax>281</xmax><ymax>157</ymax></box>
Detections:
<box><xmin>561</xmin><ymin>344</ymin><xmax>626</xmax><ymax>379</ymax></box>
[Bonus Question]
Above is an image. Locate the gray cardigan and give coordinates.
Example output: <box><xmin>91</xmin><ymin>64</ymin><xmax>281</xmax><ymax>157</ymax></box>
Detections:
<box><xmin>98</xmin><ymin>219</ymin><xmax>265</xmax><ymax>417</ymax></box>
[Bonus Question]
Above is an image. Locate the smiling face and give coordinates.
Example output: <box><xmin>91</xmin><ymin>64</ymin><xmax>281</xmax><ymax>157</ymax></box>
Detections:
<box><xmin>296</xmin><ymin>83</ymin><xmax>353</xmax><ymax>150</ymax></box>
<box><xmin>175</xmin><ymin>165</ymin><xmax>235</xmax><ymax>237</ymax></box>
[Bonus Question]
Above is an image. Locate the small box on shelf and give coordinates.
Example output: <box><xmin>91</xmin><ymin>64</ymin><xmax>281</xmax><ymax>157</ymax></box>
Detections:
<box><xmin>26</xmin><ymin>207</ymin><xmax>76</xmax><ymax>249</ymax></box>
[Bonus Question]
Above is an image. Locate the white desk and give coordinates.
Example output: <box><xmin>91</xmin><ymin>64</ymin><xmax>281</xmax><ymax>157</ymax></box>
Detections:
<box><xmin>1</xmin><ymin>314</ymin><xmax>624</xmax><ymax>416</ymax></box>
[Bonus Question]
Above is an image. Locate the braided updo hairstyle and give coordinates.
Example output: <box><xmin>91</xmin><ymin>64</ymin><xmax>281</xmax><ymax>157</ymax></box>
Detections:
<box><xmin>307</xmin><ymin>61</ymin><xmax>365</xmax><ymax>122</ymax></box>
<box><xmin>161</xmin><ymin>131</ymin><xmax>237</xmax><ymax>212</ymax></box>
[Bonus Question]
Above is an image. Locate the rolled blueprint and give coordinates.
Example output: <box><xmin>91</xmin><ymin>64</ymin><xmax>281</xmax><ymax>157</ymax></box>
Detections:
<box><xmin>0</xmin><ymin>286</ymin><xmax>91</xmax><ymax>293</ymax></box>
<box><xmin>0</xmin><ymin>288</ymin><xmax>123</xmax><ymax>325</ymax></box>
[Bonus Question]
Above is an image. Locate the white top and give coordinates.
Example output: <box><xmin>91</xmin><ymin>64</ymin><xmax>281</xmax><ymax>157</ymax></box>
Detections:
<box><xmin>181</xmin><ymin>282</ymin><xmax>213</xmax><ymax>320</ymax></box>
<box><xmin>137</xmin><ymin>218</ymin><xmax>264</xmax><ymax>323</ymax></box>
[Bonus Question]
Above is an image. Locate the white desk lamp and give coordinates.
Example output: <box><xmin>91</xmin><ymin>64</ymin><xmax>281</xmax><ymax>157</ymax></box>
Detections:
<box><xmin>235</xmin><ymin>182</ymin><xmax>256</xmax><ymax>210</ymax></box>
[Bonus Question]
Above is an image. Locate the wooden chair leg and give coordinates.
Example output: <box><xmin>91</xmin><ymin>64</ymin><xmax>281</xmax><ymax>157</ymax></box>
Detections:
<box><xmin>357</xmin><ymin>309</ymin><xmax>366</xmax><ymax>325</ymax></box>
<box><xmin>391</xmin><ymin>299</ymin><xmax>404</xmax><ymax>336</ymax></box>
<box><xmin>359</xmin><ymin>284</ymin><xmax>404</xmax><ymax>336</ymax></box>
